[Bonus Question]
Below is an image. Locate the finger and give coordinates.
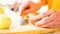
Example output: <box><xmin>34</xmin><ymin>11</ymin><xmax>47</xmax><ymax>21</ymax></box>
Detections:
<box><xmin>41</xmin><ymin>20</ymin><xmax>60</xmax><ymax>28</ymax></box>
<box><xmin>41</xmin><ymin>20</ymin><xmax>55</xmax><ymax>28</ymax></box>
<box><xmin>40</xmin><ymin>20</ymin><xmax>60</xmax><ymax>28</ymax></box>
<box><xmin>20</xmin><ymin>1</ymin><xmax>30</xmax><ymax>16</ymax></box>
<box><xmin>21</xmin><ymin>1</ymin><xmax>41</xmax><ymax>16</ymax></box>
<box><xmin>35</xmin><ymin>13</ymin><xmax>56</xmax><ymax>26</ymax></box>
<box><xmin>22</xmin><ymin>7</ymin><xmax>36</xmax><ymax>14</ymax></box>
<box><xmin>32</xmin><ymin>10</ymin><xmax>54</xmax><ymax>22</ymax></box>
<box><xmin>21</xmin><ymin>2</ymin><xmax>38</xmax><ymax>16</ymax></box>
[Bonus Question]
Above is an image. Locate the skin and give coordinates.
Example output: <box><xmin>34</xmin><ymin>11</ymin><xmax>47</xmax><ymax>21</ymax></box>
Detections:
<box><xmin>21</xmin><ymin>0</ymin><xmax>60</xmax><ymax>28</ymax></box>
<box><xmin>32</xmin><ymin>10</ymin><xmax>60</xmax><ymax>28</ymax></box>
<box><xmin>20</xmin><ymin>1</ymin><xmax>41</xmax><ymax>16</ymax></box>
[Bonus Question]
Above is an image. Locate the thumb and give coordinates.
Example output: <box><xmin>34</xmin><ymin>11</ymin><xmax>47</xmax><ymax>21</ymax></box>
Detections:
<box><xmin>20</xmin><ymin>1</ymin><xmax>30</xmax><ymax>16</ymax></box>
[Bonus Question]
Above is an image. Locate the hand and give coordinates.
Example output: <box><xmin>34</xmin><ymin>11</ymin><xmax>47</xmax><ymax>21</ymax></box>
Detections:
<box><xmin>20</xmin><ymin>1</ymin><xmax>41</xmax><ymax>16</ymax></box>
<box><xmin>32</xmin><ymin>10</ymin><xmax>60</xmax><ymax>28</ymax></box>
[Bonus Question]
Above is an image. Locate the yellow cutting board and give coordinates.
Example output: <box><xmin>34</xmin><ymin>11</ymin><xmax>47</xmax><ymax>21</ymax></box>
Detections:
<box><xmin>0</xmin><ymin>23</ymin><xmax>58</xmax><ymax>34</ymax></box>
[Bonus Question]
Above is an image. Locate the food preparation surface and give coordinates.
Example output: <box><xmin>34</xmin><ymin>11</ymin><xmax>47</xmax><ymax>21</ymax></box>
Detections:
<box><xmin>0</xmin><ymin>24</ymin><xmax>56</xmax><ymax>34</ymax></box>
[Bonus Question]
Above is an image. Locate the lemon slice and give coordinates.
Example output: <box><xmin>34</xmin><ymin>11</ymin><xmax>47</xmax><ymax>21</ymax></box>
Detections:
<box><xmin>0</xmin><ymin>6</ymin><xmax>4</xmax><ymax>14</ymax></box>
<box><xmin>0</xmin><ymin>15</ymin><xmax>11</xmax><ymax>29</ymax></box>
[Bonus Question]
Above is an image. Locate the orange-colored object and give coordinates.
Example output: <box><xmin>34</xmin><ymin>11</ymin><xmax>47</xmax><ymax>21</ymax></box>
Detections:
<box><xmin>50</xmin><ymin>0</ymin><xmax>60</xmax><ymax>10</ymax></box>
<box><xmin>22</xmin><ymin>13</ymin><xmax>29</xmax><ymax>18</ymax></box>
<box><xmin>42</xmin><ymin>0</ymin><xmax>60</xmax><ymax>10</ymax></box>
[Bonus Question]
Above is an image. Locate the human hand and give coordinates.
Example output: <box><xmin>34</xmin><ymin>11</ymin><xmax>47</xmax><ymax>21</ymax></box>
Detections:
<box><xmin>20</xmin><ymin>1</ymin><xmax>41</xmax><ymax>16</ymax></box>
<box><xmin>32</xmin><ymin>10</ymin><xmax>60</xmax><ymax>28</ymax></box>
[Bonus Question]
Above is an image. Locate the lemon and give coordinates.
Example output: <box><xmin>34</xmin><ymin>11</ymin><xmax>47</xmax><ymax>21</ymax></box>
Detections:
<box><xmin>0</xmin><ymin>7</ymin><xmax>4</xmax><ymax>14</ymax></box>
<box><xmin>0</xmin><ymin>15</ymin><xmax>11</xmax><ymax>29</ymax></box>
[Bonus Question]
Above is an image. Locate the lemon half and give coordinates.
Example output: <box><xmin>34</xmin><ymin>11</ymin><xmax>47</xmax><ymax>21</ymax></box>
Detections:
<box><xmin>0</xmin><ymin>15</ymin><xmax>11</xmax><ymax>29</ymax></box>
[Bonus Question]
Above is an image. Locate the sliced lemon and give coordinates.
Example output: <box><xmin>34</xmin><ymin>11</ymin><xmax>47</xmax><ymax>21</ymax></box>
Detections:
<box><xmin>0</xmin><ymin>15</ymin><xmax>11</xmax><ymax>29</ymax></box>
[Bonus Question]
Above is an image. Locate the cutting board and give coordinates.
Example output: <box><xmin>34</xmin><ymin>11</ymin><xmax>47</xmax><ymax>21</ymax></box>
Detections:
<box><xmin>0</xmin><ymin>23</ymin><xmax>57</xmax><ymax>34</ymax></box>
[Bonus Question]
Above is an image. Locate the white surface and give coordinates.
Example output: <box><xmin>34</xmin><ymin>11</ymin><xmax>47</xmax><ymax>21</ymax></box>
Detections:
<box><xmin>30</xmin><ymin>0</ymin><xmax>41</xmax><ymax>3</ymax></box>
<box><xmin>0</xmin><ymin>0</ymin><xmax>16</xmax><ymax>5</ymax></box>
<box><xmin>37</xmin><ymin>5</ymin><xmax>48</xmax><ymax>13</ymax></box>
